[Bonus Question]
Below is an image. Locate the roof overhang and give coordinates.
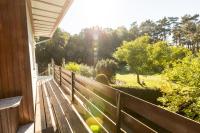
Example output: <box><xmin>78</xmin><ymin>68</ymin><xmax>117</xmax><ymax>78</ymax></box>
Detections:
<box><xmin>27</xmin><ymin>0</ymin><xmax>73</xmax><ymax>37</ymax></box>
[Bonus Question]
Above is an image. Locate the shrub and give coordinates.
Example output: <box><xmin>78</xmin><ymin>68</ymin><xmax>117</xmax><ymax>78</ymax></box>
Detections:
<box><xmin>79</xmin><ymin>64</ymin><xmax>94</xmax><ymax>77</ymax></box>
<box><xmin>95</xmin><ymin>74</ymin><xmax>109</xmax><ymax>85</ymax></box>
<box><xmin>95</xmin><ymin>59</ymin><xmax>118</xmax><ymax>81</ymax></box>
<box><xmin>159</xmin><ymin>53</ymin><xmax>200</xmax><ymax>122</ymax></box>
<box><xmin>90</xmin><ymin>125</ymin><xmax>101</xmax><ymax>133</ymax></box>
<box><xmin>64</xmin><ymin>62</ymin><xmax>80</xmax><ymax>72</ymax></box>
<box><xmin>86</xmin><ymin>117</ymin><xmax>102</xmax><ymax>133</ymax></box>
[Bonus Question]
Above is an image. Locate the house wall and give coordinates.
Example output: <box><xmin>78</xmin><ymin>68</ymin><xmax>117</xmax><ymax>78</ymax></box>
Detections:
<box><xmin>0</xmin><ymin>0</ymin><xmax>34</xmax><ymax>125</ymax></box>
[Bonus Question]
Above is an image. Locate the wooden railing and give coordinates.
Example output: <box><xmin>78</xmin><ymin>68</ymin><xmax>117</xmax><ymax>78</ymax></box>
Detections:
<box><xmin>53</xmin><ymin>65</ymin><xmax>200</xmax><ymax>133</ymax></box>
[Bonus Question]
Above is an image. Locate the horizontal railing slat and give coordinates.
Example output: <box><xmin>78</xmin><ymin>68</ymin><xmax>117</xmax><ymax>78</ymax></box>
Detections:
<box><xmin>121</xmin><ymin>111</ymin><xmax>156</xmax><ymax>133</ymax></box>
<box><xmin>122</xmin><ymin>92</ymin><xmax>200</xmax><ymax>133</ymax></box>
<box><xmin>61</xmin><ymin>68</ymin><xmax>71</xmax><ymax>77</ymax></box>
<box><xmin>61</xmin><ymin>73</ymin><xmax>71</xmax><ymax>84</ymax></box>
<box><xmin>75</xmin><ymin>75</ymin><xmax>117</xmax><ymax>105</ymax></box>
<box><xmin>73</xmin><ymin>93</ymin><xmax>109</xmax><ymax>133</ymax></box>
<box><xmin>61</xmin><ymin>77</ymin><xmax>71</xmax><ymax>88</ymax></box>
<box><xmin>74</xmin><ymin>88</ymin><xmax>116</xmax><ymax>133</ymax></box>
<box><xmin>75</xmin><ymin>81</ymin><xmax>117</xmax><ymax>122</ymax></box>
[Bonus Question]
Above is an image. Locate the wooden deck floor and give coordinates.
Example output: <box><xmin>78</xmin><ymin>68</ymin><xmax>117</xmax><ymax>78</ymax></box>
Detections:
<box><xmin>35</xmin><ymin>77</ymin><xmax>89</xmax><ymax>133</ymax></box>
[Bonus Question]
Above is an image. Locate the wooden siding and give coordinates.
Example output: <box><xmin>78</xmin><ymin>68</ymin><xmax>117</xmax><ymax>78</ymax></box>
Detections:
<box><xmin>0</xmin><ymin>0</ymin><xmax>34</xmax><ymax>124</ymax></box>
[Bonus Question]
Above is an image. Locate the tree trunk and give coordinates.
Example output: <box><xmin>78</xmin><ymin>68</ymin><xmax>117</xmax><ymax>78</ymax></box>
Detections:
<box><xmin>197</xmin><ymin>42</ymin><xmax>199</xmax><ymax>52</ymax></box>
<box><xmin>136</xmin><ymin>73</ymin><xmax>143</xmax><ymax>86</ymax></box>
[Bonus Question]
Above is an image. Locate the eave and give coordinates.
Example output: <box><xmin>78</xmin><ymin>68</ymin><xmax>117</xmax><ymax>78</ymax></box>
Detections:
<box><xmin>27</xmin><ymin>0</ymin><xmax>73</xmax><ymax>37</ymax></box>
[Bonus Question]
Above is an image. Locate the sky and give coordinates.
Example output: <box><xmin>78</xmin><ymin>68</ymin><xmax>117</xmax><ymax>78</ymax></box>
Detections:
<box><xmin>59</xmin><ymin>0</ymin><xmax>200</xmax><ymax>34</ymax></box>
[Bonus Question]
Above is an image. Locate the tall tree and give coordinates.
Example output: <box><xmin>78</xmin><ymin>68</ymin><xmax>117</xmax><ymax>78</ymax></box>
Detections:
<box><xmin>139</xmin><ymin>20</ymin><xmax>158</xmax><ymax>41</ymax></box>
<box><xmin>156</xmin><ymin>17</ymin><xmax>171</xmax><ymax>41</ymax></box>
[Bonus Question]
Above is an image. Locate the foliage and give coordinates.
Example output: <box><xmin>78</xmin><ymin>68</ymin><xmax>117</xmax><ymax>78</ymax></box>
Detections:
<box><xmin>65</xmin><ymin>62</ymin><xmax>80</xmax><ymax>72</ymax></box>
<box><xmin>64</xmin><ymin>62</ymin><xmax>94</xmax><ymax>77</ymax></box>
<box><xmin>90</xmin><ymin>125</ymin><xmax>101</xmax><ymax>133</ymax></box>
<box><xmin>164</xmin><ymin>54</ymin><xmax>200</xmax><ymax>86</ymax></box>
<box><xmin>86</xmin><ymin>117</ymin><xmax>102</xmax><ymax>133</ymax></box>
<box><xmin>95</xmin><ymin>59</ymin><xmax>118</xmax><ymax>81</ymax></box>
<box><xmin>158</xmin><ymin>83</ymin><xmax>200</xmax><ymax>122</ymax></box>
<box><xmin>170</xmin><ymin>46</ymin><xmax>191</xmax><ymax>61</ymax></box>
<box><xmin>79</xmin><ymin>64</ymin><xmax>94</xmax><ymax>77</ymax></box>
<box><xmin>147</xmin><ymin>41</ymin><xmax>171</xmax><ymax>72</ymax></box>
<box><xmin>95</xmin><ymin>74</ymin><xmax>109</xmax><ymax>85</ymax></box>
<box><xmin>147</xmin><ymin>41</ymin><xmax>190</xmax><ymax>73</ymax></box>
<box><xmin>159</xmin><ymin>53</ymin><xmax>200</xmax><ymax>122</ymax></box>
<box><xmin>36</xmin><ymin>28</ymin><xmax>70</xmax><ymax>71</ymax></box>
<box><xmin>114</xmin><ymin>36</ymin><xmax>150</xmax><ymax>74</ymax></box>
<box><xmin>113</xmin><ymin>85</ymin><xmax>162</xmax><ymax>104</ymax></box>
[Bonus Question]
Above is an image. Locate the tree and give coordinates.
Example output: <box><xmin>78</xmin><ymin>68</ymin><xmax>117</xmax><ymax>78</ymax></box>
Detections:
<box><xmin>147</xmin><ymin>41</ymin><xmax>172</xmax><ymax>72</ymax></box>
<box><xmin>35</xmin><ymin>28</ymin><xmax>70</xmax><ymax>72</ymax></box>
<box><xmin>113</xmin><ymin>36</ymin><xmax>151</xmax><ymax>86</ymax></box>
<box><xmin>97</xmin><ymin>27</ymin><xmax>130</xmax><ymax>60</ymax></box>
<box><xmin>129</xmin><ymin>22</ymin><xmax>139</xmax><ymax>40</ymax></box>
<box><xmin>147</xmin><ymin>41</ymin><xmax>190</xmax><ymax>73</ymax></box>
<box><xmin>139</xmin><ymin>20</ymin><xmax>158</xmax><ymax>41</ymax></box>
<box><xmin>156</xmin><ymin>17</ymin><xmax>171</xmax><ymax>41</ymax></box>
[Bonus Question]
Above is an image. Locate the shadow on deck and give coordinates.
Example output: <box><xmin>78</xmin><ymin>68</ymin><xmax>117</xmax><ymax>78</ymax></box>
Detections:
<box><xmin>35</xmin><ymin>76</ymin><xmax>89</xmax><ymax>133</ymax></box>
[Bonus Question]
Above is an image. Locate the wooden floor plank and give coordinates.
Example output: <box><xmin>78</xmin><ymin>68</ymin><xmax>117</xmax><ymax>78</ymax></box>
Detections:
<box><xmin>45</xmin><ymin>82</ymin><xmax>72</xmax><ymax>133</ymax></box>
<box><xmin>39</xmin><ymin>84</ymin><xmax>47</xmax><ymax>130</ymax></box>
<box><xmin>35</xmin><ymin>82</ymin><xmax>46</xmax><ymax>133</ymax></box>
<box><xmin>49</xmin><ymin>80</ymin><xmax>88</xmax><ymax>133</ymax></box>
<box><xmin>17</xmin><ymin>123</ymin><xmax>34</xmax><ymax>133</ymax></box>
<box><xmin>41</xmin><ymin>82</ymin><xmax>56</xmax><ymax>132</ymax></box>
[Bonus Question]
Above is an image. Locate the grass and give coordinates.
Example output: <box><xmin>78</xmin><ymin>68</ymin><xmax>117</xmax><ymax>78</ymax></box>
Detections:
<box><xmin>115</xmin><ymin>73</ymin><xmax>168</xmax><ymax>90</ymax></box>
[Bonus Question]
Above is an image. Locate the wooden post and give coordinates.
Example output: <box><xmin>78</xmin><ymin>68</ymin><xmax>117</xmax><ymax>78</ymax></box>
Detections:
<box><xmin>116</xmin><ymin>92</ymin><xmax>122</xmax><ymax>133</ymax></box>
<box><xmin>71</xmin><ymin>72</ymin><xmax>75</xmax><ymax>103</ymax></box>
<box><xmin>51</xmin><ymin>58</ymin><xmax>54</xmax><ymax>77</ymax></box>
<box><xmin>48</xmin><ymin>64</ymin><xmax>51</xmax><ymax>76</ymax></box>
<box><xmin>53</xmin><ymin>65</ymin><xmax>55</xmax><ymax>80</ymax></box>
<box><xmin>59</xmin><ymin>66</ymin><xmax>62</xmax><ymax>86</ymax></box>
<box><xmin>62</xmin><ymin>58</ymin><xmax>65</xmax><ymax>68</ymax></box>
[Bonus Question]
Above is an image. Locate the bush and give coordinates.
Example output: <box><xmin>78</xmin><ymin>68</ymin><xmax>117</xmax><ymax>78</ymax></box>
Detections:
<box><xmin>86</xmin><ymin>117</ymin><xmax>102</xmax><ymax>133</ymax></box>
<box><xmin>95</xmin><ymin>74</ymin><xmax>109</xmax><ymax>85</ymax></box>
<box><xmin>79</xmin><ymin>64</ymin><xmax>94</xmax><ymax>77</ymax></box>
<box><xmin>159</xmin><ymin>53</ymin><xmax>200</xmax><ymax>122</ymax></box>
<box><xmin>95</xmin><ymin>59</ymin><xmax>118</xmax><ymax>81</ymax></box>
<box><xmin>65</xmin><ymin>62</ymin><xmax>80</xmax><ymax>72</ymax></box>
<box><xmin>113</xmin><ymin>85</ymin><xmax>162</xmax><ymax>104</ymax></box>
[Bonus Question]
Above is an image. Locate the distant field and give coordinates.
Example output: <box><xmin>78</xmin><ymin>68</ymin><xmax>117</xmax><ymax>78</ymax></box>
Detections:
<box><xmin>115</xmin><ymin>73</ymin><xmax>168</xmax><ymax>89</ymax></box>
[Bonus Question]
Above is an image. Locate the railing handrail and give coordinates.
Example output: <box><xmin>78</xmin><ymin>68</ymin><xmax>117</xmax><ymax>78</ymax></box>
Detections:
<box><xmin>52</xmin><ymin>65</ymin><xmax>200</xmax><ymax>133</ymax></box>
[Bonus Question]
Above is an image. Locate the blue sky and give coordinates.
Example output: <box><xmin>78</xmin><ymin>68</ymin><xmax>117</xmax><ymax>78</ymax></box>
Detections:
<box><xmin>59</xmin><ymin>0</ymin><xmax>200</xmax><ymax>34</ymax></box>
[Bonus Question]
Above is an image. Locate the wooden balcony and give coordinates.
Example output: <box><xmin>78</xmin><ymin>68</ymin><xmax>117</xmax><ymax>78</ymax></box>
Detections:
<box><xmin>32</xmin><ymin>65</ymin><xmax>200</xmax><ymax>133</ymax></box>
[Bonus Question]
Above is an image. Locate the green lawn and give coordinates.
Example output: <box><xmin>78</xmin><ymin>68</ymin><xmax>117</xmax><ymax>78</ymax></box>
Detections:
<box><xmin>115</xmin><ymin>73</ymin><xmax>168</xmax><ymax>89</ymax></box>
